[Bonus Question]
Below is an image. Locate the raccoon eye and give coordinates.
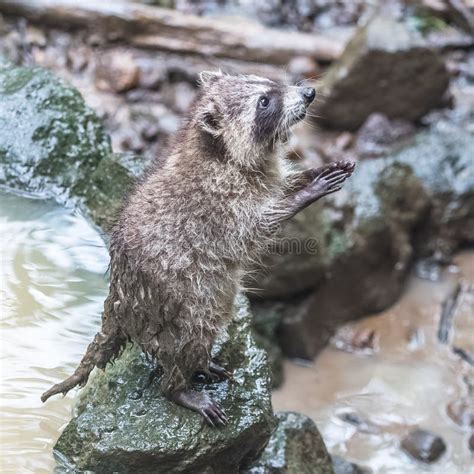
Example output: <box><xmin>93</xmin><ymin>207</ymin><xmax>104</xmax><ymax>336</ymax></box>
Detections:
<box><xmin>258</xmin><ymin>96</ymin><xmax>270</xmax><ymax>108</ymax></box>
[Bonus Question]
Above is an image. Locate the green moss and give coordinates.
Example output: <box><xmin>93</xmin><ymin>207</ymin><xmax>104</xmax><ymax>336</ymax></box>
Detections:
<box><xmin>408</xmin><ymin>11</ymin><xmax>448</xmax><ymax>35</ymax></box>
<box><xmin>83</xmin><ymin>153</ymin><xmax>149</xmax><ymax>228</ymax></box>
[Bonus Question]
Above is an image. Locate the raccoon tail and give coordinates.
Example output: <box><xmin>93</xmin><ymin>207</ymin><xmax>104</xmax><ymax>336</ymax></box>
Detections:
<box><xmin>41</xmin><ymin>327</ymin><xmax>125</xmax><ymax>402</ymax></box>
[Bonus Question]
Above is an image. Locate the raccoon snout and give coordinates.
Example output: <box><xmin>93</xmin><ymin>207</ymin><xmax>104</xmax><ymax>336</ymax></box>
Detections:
<box><xmin>301</xmin><ymin>87</ymin><xmax>315</xmax><ymax>106</ymax></box>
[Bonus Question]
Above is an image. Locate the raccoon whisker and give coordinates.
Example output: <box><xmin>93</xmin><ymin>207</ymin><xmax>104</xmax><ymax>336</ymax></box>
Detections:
<box><xmin>313</xmin><ymin>95</ymin><xmax>328</xmax><ymax>103</ymax></box>
<box><xmin>295</xmin><ymin>75</ymin><xmax>320</xmax><ymax>87</ymax></box>
<box><xmin>283</xmin><ymin>65</ymin><xmax>292</xmax><ymax>88</ymax></box>
<box><xmin>286</xmin><ymin>129</ymin><xmax>306</xmax><ymax>162</ymax></box>
<box><xmin>301</xmin><ymin>119</ymin><xmax>320</xmax><ymax>131</ymax></box>
<box><xmin>304</xmin><ymin>112</ymin><xmax>324</xmax><ymax>119</ymax></box>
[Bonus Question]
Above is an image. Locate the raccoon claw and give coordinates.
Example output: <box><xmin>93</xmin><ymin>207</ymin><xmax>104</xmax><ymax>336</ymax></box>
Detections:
<box><xmin>309</xmin><ymin>160</ymin><xmax>355</xmax><ymax>198</ymax></box>
<box><xmin>201</xmin><ymin>401</ymin><xmax>228</xmax><ymax>427</ymax></box>
<box><xmin>171</xmin><ymin>390</ymin><xmax>228</xmax><ymax>428</ymax></box>
<box><xmin>209</xmin><ymin>360</ymin><xmax>232</xmax><ymax>381</ymax></box>
<box><xmin>305</xmin><ymin>160</ymin><xmax>355</xmax><ymax>182</ymax></box>
<box><xmin>319</xmin><ymin>160</ymin><xmax>355</xmax><ymax>176</ymax></box>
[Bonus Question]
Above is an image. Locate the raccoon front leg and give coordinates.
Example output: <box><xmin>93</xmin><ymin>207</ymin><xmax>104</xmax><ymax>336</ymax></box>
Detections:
<box><xmin>267</xmin><ymin>160</ymin><xmax>355</xmax><ymax>226</ymax></box>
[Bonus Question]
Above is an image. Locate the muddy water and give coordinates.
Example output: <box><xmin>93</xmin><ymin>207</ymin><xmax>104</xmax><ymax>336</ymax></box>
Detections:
<box><xmin>273</xmin><ymin>251</ymin><xmax>474</xmax><ymax>473</ymax></box>
<box><xmin>0</xmin><ymin>189</ymin><xmax>109</xmax><ymax>473</ymax></box>
<box><xmin>1</xmin><ymin>187</ymin><xmax>472</xmax><ymax>473</ymax></box>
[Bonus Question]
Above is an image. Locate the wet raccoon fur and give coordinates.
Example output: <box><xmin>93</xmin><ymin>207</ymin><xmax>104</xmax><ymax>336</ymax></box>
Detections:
<box><xmin>42</xmin><ymin>71</ymin><xmax>355</xmax><ymax>426</ymax></box>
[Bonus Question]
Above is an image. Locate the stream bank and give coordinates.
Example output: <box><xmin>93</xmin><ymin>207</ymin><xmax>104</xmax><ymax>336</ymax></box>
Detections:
<box><xmin>273</xmin><ymin>251</ymin><xmax>474</xmax><ymax>473</ymax></box>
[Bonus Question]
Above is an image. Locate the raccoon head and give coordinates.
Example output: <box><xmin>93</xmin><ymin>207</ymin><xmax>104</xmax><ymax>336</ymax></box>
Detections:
<box><xmin>194</xmin><ymin>71</ymin><xmax>315</xmax><ymax>166</ymax></box>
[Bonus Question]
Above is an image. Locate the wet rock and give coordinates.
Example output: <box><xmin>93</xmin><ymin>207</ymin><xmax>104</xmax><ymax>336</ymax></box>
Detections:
<box><xmin>316</xmin><ymin>16</ymin><xmax>449</xmax><ymax>130</ymax></box>
<box><xmin>251</xmin><ymin>205</ymin><xmax>328</xmax><ymax>298</ymax></box>
<box><xmin>0</xmin><ymin>59</ymin><xmax>111</xmax><ymax>201</ymax></box>
<box><xmin>259</xmin><ymin>120</ymin><xmax>474</xmax><ymax>358</ymax></box>
<box><xmin>469</xmin><ymin>433</ymin><xmax>474</xmax><ymax>453</ymax></box>
<box><xmin>263</xmin><ymin>161</ymin><xmax>430</xmax><ymax>357</ymax></box>
<box><xmin>95</xmin><ymin>50</ymin><xmax>140</xmax><ymax>93</ymax></box>
<box><xmin>401</xmin><ymin>429</ymin><xmax>447</xmax><ymax>463</ymax></box>
<box><xmin>251</xmin><ymin>300</ymin><xmax>289</xmax><ymax>388</ymax></box>
<box><xmin>252</xmin><ymin>331</ymin><xmax>284</xmax><ymax>389</ymax></box>
<box><xmin>83</xmin><ymin>153</ymin><xmax>151</xmax><ymax>228</ymax></box>
<box><xmin>331</xmin><ymin>327</ymin><xmax>378</xmax><ymax>355</ymax></box>
<box><xmin>55</xmin><ymin>294</ymin><xmax>277</xmax><ymax>473</ymax></box>
<box><xmin>244</xmin><ymin>412</ymin><xmax>333</xmax><ymax>474</ymax></box>
<box><xmin>447</xmin><ymin>398</ymin><xmax>474</xmax><ymax>429</ymax></box>
<box><xmin>287</xmin><ymin>55</ymin><xmax>320</xmax><ymax>82</ymax></box>
<box><xmin>137</xmin><ymin>58</ymin><xmax>168</xmax><ymax>90</ymax></box>
<box><xmin>338</xmin><ymin>411</ymin><xmax>380</xmax><ymax>435</ymax></box>
<box><xmin>414</xmin><ymin>257</ymin><xmax>444</xmax><ymax>281</ymax></box>
<box><xmin>332</xmin><ymin>456</ymin><xmax>367</xmax><ymax>474</ymax></box>
<box><xmin>66</xmin><ymin>45</ymin><xmax>90</xmax><ymax>73</ymax></box>
<box><xmin>450</xmin><ymin>283</ymin><xmax>474</xmax><ymax>365</ymax></box>
<box><xmin>355</xmin><ymin>113</ymin><xmax>415</xmax><ymax>157</ymax></box>
<box><xmin>439</xmin><ymin>282</ymin><xmax>474</xmax><ymax>365</ymax></box>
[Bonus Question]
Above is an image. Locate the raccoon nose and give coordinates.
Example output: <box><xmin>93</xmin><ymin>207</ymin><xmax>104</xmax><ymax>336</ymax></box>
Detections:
<box><xmin>301</xmin><ymin>87</ymin><xmax>315</xmax><ymax>105</ymax></box>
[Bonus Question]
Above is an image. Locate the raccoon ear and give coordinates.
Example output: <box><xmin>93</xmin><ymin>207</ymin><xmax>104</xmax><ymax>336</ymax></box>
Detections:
<box><xmin>198</xmin><ymin>70</ymin><xmax>223</xmax><ymax>88</ymax></box>
<box><xmin>196</xmin><ymin>104</ymin><xmax>222</xmax><ymax>137</ymax></box>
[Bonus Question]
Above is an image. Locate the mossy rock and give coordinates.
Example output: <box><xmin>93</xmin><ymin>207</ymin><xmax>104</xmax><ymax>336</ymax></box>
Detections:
<box><xmin>83</xmin><ymin>152</ymin><xmax>150</xmax><ymax>228</ymax></box>
<box><xmin>245</xmin><ymin>412</ymin><xmax>333</xmax><ymax>474</ymax></box>
<box><xmin>55</xmin><ymin>294</ymin><xmax>277</xmax><ymax>473</ymax></box>
<box><xmin>0</xmin><ymin>58</ymin><xmax>111</xmax><ymax>200</ymax></box>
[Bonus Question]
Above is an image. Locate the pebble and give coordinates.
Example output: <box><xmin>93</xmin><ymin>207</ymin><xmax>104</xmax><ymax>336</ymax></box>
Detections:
<box><xmin>332</xmin><ymin>326</ymin><xmax>378</xmax><ymax>354</ymax></box>
<box><xmin>401</xmin><ymin>429</ymin><xmax>447</xmax><ymax>463</ymax></box>
<box><xmin>137</xmin><ymin>59</ymin><xmax>167</xmax><ymax>90</ymax></box>
<box><xmin>332</xmin><ymin>455</ymin><xmax>369</xmax><ymax>474</ymax></box>
<box><xmin>447</xmin><ymin>398</ymin><xmax>474</xmax><ymax>429</ymax></box>
<box><xmin>355</xmin><ymin>113</ymin><xmax>415</xmax><ymax>158</ymax></box>
<box><xmin>339</xmin><ymin>411</ymin><xmax>379</xmax><ymax>434</ymax></box>
<box><xmin>415</xmin><ymin>258</ymin><xmax>442</xmax><ymax>282</ymax></box>
<box><xmin>95</xmin><ymin>51</ymin><xmax>140</xmax><ymax>93</ymax></box>
<box><xmin>26</xmin><ymin>26</ymin><xmax>47</xmax><ymax>48</ymax></box>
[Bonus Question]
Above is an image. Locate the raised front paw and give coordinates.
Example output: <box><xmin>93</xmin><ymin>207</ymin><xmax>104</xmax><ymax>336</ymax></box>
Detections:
<box><xmin>307</xmin><ymin>160</ymin><xmax>355</xmax><ymax>180</ymax></box>
<box><xmin>308</xmin><ymin>160</ymin><xmax>355</xmax><ymax>198</ymax></box>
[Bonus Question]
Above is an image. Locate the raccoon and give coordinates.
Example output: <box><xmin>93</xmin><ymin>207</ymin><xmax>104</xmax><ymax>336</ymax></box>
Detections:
<box><xmin>42</xmin><ymin>71</ymin><xmax>355</xmax><ymax>427</ymax></box>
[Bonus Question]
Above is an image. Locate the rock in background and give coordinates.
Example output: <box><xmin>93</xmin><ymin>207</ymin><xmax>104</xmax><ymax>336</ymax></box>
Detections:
<box><xmin>254</xmin><ymin>120</ymin><xmax>474</xmax><ymax>358</ymax></box>
<box><xmin>0</xmin><ymin>58</ymin><xmax>111</xmax><ymax>201</ymax></box>
<box><xmin>316</xmin><ymin>16</ymin><xmax>450</xmax><ymax>130</ymax></box>
<box><xmin>245</xmin><ymin>412</ymin><xmax>333</xmax><ymax>474</ymax></box>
